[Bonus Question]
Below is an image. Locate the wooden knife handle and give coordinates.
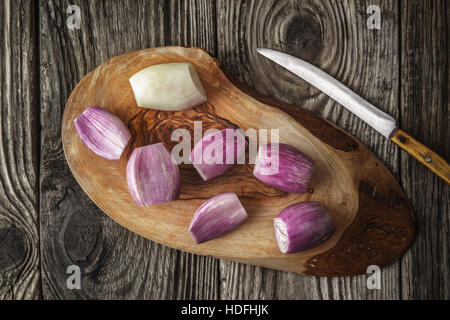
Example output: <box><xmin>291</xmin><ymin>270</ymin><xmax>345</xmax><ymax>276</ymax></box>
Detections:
<box><xmin>391</xmin><ymin>129</ymin><xmax>450</xmax><ymax>184</ymax></box>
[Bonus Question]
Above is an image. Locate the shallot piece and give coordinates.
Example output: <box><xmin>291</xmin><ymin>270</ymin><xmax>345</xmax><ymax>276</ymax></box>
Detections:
<box><xmin>190</xmin><ymin>128</ymin><xmax>247</xmax><ymax>181</ymax></box>
<box><xmin>74</xmin><ymin>106</ymin><xmax>131</xmax><ymax>160</ymax></box>
<box><xmin>129</xmin><ymin>62</ymin><xmax>207</xmax><ymax>111</ymax></box>
<box><xmin>189</xmin><ymin>192</ymin><xmax>248</xmax><ymax>244</ymax></box>
<box><xmin>253</xmin><ymin>143</ymin><xmax>314</xmax><ymax>193</ymax></box>
<box><xmin>274</xmin><ymin>202</ymin><xmax>336</xmax><ymax>254</ymax></box>
<box><xmin>126</xmin><ymin>143</ymin><xmax>181</xmax><ymax>207</ymax></box>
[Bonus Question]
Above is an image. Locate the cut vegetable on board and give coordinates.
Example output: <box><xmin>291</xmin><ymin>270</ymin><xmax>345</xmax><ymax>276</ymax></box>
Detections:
<box><xmin>74</xmin><ymin>106</ymin><xmax>131</xmax><ymax>160</ymax></box>
<box><xmin>129</xmin><ymin>62</ymin><xmax>207</xmax><ymax>111</ymax></box>
<box><xmin>274</xmin><ymin>202</ymin><xmax>336</xmax><ymax>254</ymax></box>
<box><xmin>253</xmin><ymin>143</ymin><xmax>315</xmax><ymax>194</ymax></box>
<box><xmin>190</xmin><ymin>128</ymin><xmax>247</xmax><ymax>181</ymax></box>
<box><xmin>189</xmin><ymin>192</ymin><xmax>248</xmax><ymax>244</ymax></box>
<box><xmin>126</xmin><ymin>143</ymin><xmax>181</xmax><ymax>207</ymax></box>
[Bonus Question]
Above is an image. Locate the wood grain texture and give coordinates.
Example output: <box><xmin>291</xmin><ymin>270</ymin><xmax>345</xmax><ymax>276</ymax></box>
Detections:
<box><xmin>0</xmin><ymin>0</ymin><xmax>40</xmax><ymax>299</ymax></box>
<box><xmin>400</xmin><ymin>0</ymin><xmax>450</xmax><ymax>300</ymax></box>
<box><xmin>40</xmin><ymin>0</ymin><xmax>219</xmax><ymax>299</ymax></box>
<box><xmin>0</xmin><ymin>0</ymin><xmax>443</xmax><ymax>300</ymax></box>
<box><xmin>217</xmin><ymin>0</ymin><xmax>404</xmax><ymax>299</ymax></box>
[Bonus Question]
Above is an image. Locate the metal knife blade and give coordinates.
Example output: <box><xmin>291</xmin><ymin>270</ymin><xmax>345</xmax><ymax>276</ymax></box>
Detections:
<box><xmin>257</xmin><ymin>48</ymin><xmax>397</xmax><ymax>138</ymax></box>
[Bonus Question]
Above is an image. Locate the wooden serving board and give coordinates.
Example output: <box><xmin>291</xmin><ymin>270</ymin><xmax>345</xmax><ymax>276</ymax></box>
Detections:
<box><xmin>62</xmin><ymin>46</ymin><xmax>415</xmax><ymax>277</ymax></box>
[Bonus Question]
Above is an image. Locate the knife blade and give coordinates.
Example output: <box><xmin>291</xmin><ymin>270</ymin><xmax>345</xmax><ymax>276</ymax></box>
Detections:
<box><xmin>257</xmin><ymin>48</ymin><xmax>450</xmax><ymax>184</ymax></box>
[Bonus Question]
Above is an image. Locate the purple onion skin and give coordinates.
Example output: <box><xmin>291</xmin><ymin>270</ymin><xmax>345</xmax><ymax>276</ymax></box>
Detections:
<box><xmin>190</xmin><ymin>128</ymin><xmax>247</xmax><ymax>181</ymax></box>
<box><xmin>189</xmin><ymin>192</ymin><xmax>248</xmax><ymax>244</ymax></box>
<box><xmin>274</xmin><ymin>202</ymin><xmax>336</xmax><ymax>254</ymax></box>
<box><xmin>253</xmin><ymin>143</ymin><xmax>314</xmax><ymax>194</ymax></box>
<box><xmin>126</xmin><ymin>143</ymin><xmax>181</xmax><ymax>207</ymax></box>
<box><xmin>74</xmin><ymin>106</ymin><xmax>131</xmax><ymax>160</ymax></box>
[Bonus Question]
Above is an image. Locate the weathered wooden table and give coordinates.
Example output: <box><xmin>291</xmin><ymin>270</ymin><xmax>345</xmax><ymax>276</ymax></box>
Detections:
<box><xmin>0</xmin><ymin>0</ymin><xmax>448</xmax><ymax>300</ymax></box>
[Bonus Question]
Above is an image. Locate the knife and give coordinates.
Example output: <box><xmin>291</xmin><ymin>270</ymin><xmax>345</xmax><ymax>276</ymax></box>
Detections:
<box><xmin>257</xmin><ymin>48</ymin><xmax>450</xmax><ymax>184</ymax></box>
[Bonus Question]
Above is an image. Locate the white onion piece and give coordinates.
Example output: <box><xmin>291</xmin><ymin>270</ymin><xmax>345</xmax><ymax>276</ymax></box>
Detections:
<box><xmin>74</xmin><ymin>106</ymin><xmax>131</xmax><ymax>160</ymax></box>
<box><xmin>129</xmin><ymin>62</ymin><xmax>207</xmax><ymax>111</ymax></box>
<box><xmin>189</xmin><ymin>193</ymin><xmax>248</xmax><ymax>244</ymax></box>
<box><xmin>126</xmin><ymin>143</ymin><xmax>181</xmax><ymax>207</ymax></box>
<box><xmin>274</xmin><ymin>202</ymin><xmax>336</xmax><ymax>254</ymax></box>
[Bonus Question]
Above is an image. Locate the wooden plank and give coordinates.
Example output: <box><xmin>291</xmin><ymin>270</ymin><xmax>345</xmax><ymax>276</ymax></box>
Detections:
<box><xmin>217</xmin><ymin>0</ymin><xmax>401</xmax><ymax>299</ymax></box>
<box><xmin>400</xmin><ymin>0</ymin><xmax>449</xmax><ymax>300</ymax></box>
<box><xmin>39</xmin><ymin>0</ymin><xmax>219</xmax><ymax>299</ymax></box>
<box><xmin>0</xmin><ymin>0</ymin><xmax>40</xmax><ymax>299</ymax></box>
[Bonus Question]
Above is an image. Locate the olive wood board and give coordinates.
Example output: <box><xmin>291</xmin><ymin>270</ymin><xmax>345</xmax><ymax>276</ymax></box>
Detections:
<box><xmin>62</xmin><ymin>46</ymin><xmax>415</xmax><ymax>277</ymax></box>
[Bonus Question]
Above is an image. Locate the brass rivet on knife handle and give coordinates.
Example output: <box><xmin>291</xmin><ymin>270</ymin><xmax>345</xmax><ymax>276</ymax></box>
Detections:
<box><xmin>391</xmin><ymin>129</ymin><xmax>450</xmax><ymax>184</ymax></box>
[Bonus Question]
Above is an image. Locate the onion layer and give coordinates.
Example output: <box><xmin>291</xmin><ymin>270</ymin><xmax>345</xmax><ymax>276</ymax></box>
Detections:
<box><xmin>253</xmin><ymin>143</ymin><xmax>314</xmax><ymax>194</ymax></box>
<box><xmin>274</xmin><ymin>202</ymin><xmax>336</xmax><ymax>254</ymax></box>
<box><xmin>126</xmin><ymin>143</ymin><xmax>181</xmax><ymax>207</ymax></box>
<box><xmin>189</xmin><ymin>192</ymin><xmax>248</xmax><ymax>244</ymax></box>
<box><xmin>190</xmin><ymin>128</ymin><xmax>247</xmax><ymax>181</ymax></box>
<box><xmin>74</xmin><ymin>106</ymin><xmax>131</xmax><ymax>160</ymax></box>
